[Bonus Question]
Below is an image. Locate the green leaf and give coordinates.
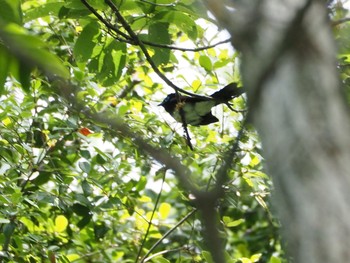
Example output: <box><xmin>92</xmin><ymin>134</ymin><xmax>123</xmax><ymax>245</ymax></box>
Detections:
<box><xmin>77</xmin><ymin>215</ymin><xmax>92</xmax><ymax>229</ymax></box>
<box><xmin>155</xmin><ymin>11</ymin><xmax>198</xmax><ymax>40</ymax></box>
<box><xmin>199</xmin><ymin>55</ymin><xmax>212</xmax><ymax>71</ymax></box>
<box><xmin>213</xmin><ymin>59</ymin><xmax>230</xmax><ymax>69</ymax></box>
<box><xmin>58</xmin><ymin>5</ymin><xmax>90</xmax><ymax>19</ymax></box>
<box><xmin>110</xmin><ymin>42</ymin><xmax>127</xmax><ymax>83</ymax></box>
<box><xmin>148</xmin><ymin>22</ymin><xmax>171</xmax><ymax>44</ymax></box>
<box><xmin>202</xmin><ymin>251</ymin><xmax>214</xmax><ymax>263</ymax></box>
<box><xmin>226</xmin><ymin>218</ymin><xmax>245</xmax><ymax>227</ymax></box>
<box><xmin>94</xmin><ymin>223</ymin><xmax>109</xmax><ymax>240</ymax></box>
<box><xmin>74</xmin><ymin>21</ymin><xmax>100</xmax><ymax>63</ymax></box>
<box><xmin>79</xmin><ymin>161</ymin><xmax>91</xmax><ymax>174</ymax></box>
<box><xmin>151</xmin><ymin>257</ymin><xmax>170</xmax><ymax>263</ymax></box>
<box><xmin>95</xmin><ymin>153</ymin><xmax>107</xmax><ymax>165</ymax></box>
<box><xmin>0</xmin><ymin>23</ymin><xmax>69</xmax><ymax>79</ymax></box>
<box><xmin>85</xmin><ymin>0</ymin><xmax>108</xmax><ymax>10</ymax></box>
<box><xmin>72</xmin><ymin>203</ymin><xmax>91</xmax><ymax>217</ymax></box>
<box><xmin>64</xmin><ymin>0</ymin><xmax>87</xmax><ymax>9</ymax></box>
<box><xmin>251</xmin><ymin>253</ymin><xmax>262</xmax><ymax>262</ymax></box>
<box><xmin>0</xmin><ymin>0</ymin><xmax>22</xmax><ymax>24</ymax></box>
<box><xmin>269</xmin><ymin>256</ymin><xmax>282</xmax><ymax>263</ymax></box>
<box><xmin>158</xmin><ymin>202</ymin><xmax>171</xmax><ymax>220</ymax></box>
<box><xmin>240</xmin><ymin>258</ymin><xmax>252</xmax><ymax>263</ymax></box>
<box><xmin>23</xmin><ymin>2</ymin><xmax>64</xmax><ymax>22</ymax></box>
<box><xmin>82</xmin><ymin>180</ymin><xmax>93</xmax><ymax>196</ymax></box>
<box><xmin>148</xmin><ymin>22</ymin><xmax>171</xmax><ymax>65</ymax></box>
<box><xmin>3</xmin><ymin>222</ymin><xmax>15</xmax><ymax>237</ymax></box>
<box><xmin>0</xmin><ymin>44</ymin><xmax>11</xmax><ymax>94</ymax></box>
<box><xmin>18</xmin><ymin>63</ymin><xmax>32</xmax><ymax>92</ymax></box>
<box><xmin>54</xmin><ymin>215</ymin><xmax>68</xmax><ymax>232</ymax></box>
<box><xmin>96</xmin><ymin>41</ymin><xmax>126</xmax><ymax>86</ymax></box>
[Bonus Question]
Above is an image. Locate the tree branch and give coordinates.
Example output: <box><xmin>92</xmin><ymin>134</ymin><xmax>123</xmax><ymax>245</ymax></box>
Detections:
<box><xmin>332</xmin><ymin>17</ymin><xmax>350</xmax><ymax>26</ymax></box>
<box><xmin>80</xmin><ymin>0</ymin><xmax>131</xmax><ymax>41</ymax></box>
<box><xmin>142</xmin><ymin>38</ymin><xmax>232</xmax><ymax>52</ymax></box>
<box><xmin>98</xmin><ymin>0</ymin><xmax>211</xmax><ymax>98</ymax></box>
<box><xmin>140</xmin><ymin>208</ymin><xmax>197</xmax><ymax>263</ymax></box>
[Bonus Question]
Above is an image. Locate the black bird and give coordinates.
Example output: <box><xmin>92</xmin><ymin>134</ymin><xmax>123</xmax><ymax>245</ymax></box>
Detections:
<box><xmin>158</xmin><ymin>83</ymin><xmax>244</xmax><ymax>126</ymax></box>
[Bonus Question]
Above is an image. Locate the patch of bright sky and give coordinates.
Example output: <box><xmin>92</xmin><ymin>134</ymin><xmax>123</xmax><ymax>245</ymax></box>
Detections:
<box><xmin>148</xmin><ymin>15</ymin><xmax>237</xmax><ymax>133</ymax></box>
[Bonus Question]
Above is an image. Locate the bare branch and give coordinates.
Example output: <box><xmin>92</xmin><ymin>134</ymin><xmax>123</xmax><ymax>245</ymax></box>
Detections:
<box><xmin>140</xmin><ymin>208</ymin><xmax>197</xmax><ymax>263</ymax></box>
<box><xmin>139</xmin><ymin>0</ymin><xmax>178</xmax><ymax>7</ymax></box>
<box><xmin>80</xmin><ymin>0</ymin><xmax>131</xmax><ymax>41</ymax></box>
<box><xmin>142</xmin><ymin>38</ymin><xmax>232</xmax><ymax>52</ymax></box>
<box><xmin>332</xmin><ymin>17</ymin><xmax>350</xmax><ymax>26</ymax></box>
<box><xmin>103</xmin><ymin>0</ymin><xmax>208</xmax><ymax>98</ymax></box>
<box><xmin>136</xmin><ymin>171</ymin><xmax>167</xmax><ymax>262</ymax></box>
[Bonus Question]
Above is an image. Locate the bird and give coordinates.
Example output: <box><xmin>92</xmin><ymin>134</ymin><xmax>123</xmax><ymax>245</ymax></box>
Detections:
<box><xmin>158</xmin><ymin>83</ymin><xmax>244</xmax><ymax>126</ymax></box>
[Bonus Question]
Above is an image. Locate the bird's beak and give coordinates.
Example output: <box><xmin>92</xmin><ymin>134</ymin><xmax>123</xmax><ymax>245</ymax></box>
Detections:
<box><xmin>158</xmin><ymin>102</ymin><xmax>164</xmax><ymax>106</ymax></box>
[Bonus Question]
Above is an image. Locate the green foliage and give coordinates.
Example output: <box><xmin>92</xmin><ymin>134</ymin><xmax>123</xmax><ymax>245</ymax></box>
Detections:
<box><xmin>2</xmin><ymin>0</ymin><xmax>330</xmax><ymax>262</ymax></box>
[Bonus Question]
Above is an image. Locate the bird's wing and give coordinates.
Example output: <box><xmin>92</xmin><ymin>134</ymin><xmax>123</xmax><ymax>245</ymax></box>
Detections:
<box><xmin>173</xmin><ymin>100</ymin><xmax>217</xmax><ymax>126</ymax></box>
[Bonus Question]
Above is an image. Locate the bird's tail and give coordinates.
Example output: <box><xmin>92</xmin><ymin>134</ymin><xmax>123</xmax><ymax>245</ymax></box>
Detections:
<box><xmin>210</xmin><ymin>83</ymin><xmax>244</xmax><ymax>102</ymax></box>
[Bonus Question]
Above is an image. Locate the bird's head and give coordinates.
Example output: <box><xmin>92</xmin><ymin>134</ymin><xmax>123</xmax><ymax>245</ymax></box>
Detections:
<box><xmin>158</xmin><ymin>93</ymin><xmax>176</xmax><ymax>107</ymax></box>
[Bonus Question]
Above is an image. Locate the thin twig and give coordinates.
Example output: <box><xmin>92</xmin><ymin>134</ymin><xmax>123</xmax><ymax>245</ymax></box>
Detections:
<box><xmin>140</xmin><ymin>208</ymin><xmax>197</xmax><ymax>263</ymax></box>
<box><xmin>140</xmin><ymin>0</ymin><xmax>178</xmax><ymax>7</ymax></box>
<box><xmin>143</xmin><ymin>248</ymin><xmax>184</xmax><ymax>262</ymax></box>
<box><xmin>332</xmin><ymin>17</ymin><xmax>350</xmax><ymax>26</ymax></box>
<box><xmin>80</xmin><ymin>0</ymin><xmax>131</xmax><ymax>41</ymax></box>
<box><xmin>142</xmin><ymin>38</ymin><xmax>232</xmax><ymax>52</ymax></box>
<box><xmin>213</xmin><ymin>117</ymin><xmax>247</xmax><ymax>194</ymax></box>
<box><xmin>82</xmin><ymin>0</ymin><xmax>231</xmax><ymax>52</ymax></box>
<box><xmin>135</xmin><ymin>171</ymin><xmax>166</xmax><ymax>263</ymax></box>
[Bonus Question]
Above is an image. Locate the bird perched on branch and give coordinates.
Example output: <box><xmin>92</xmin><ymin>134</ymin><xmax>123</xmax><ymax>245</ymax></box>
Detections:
<box><xmin>158</xmin><ymin>83</ymin><xmax>244</xmax><ymax>126</ymax></box>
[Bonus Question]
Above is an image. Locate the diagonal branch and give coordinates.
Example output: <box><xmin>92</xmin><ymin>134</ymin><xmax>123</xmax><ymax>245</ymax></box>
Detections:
<box><xmin>103</xmin><ymin>0</ymin><xmax>209</xmax><ymax>98</ymax></box>
<box><xmin>140</xmin><ymin>208</ymin><xmax>197</xmax><ymax>263</ymax></box>
<box><xmin>135</xmin><ymin>170</ymin><xmax>167</xmax><ymax>262</ymax></box>
<box><xmin>142</xmin><ymin>38</ymin><xmax>232</xmax><ymax>52</ymax></box>
<box><xmin>80</xmin><ymin>0</ymin><xmax>131</xmax><ymax>41</ymax></box>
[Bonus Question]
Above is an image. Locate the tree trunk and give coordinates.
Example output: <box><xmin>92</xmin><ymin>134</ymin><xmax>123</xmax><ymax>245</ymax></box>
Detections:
<box><xmin>206</xmin><ymin>0</ymin><xmax>350</xmax><ymax>262</ymax></box>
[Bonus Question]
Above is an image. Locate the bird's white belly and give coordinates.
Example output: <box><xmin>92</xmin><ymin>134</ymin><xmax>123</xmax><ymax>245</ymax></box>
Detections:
<box><xmin>173</xmin><ymin>101</ymin><xmax>216</xmax><ymax>125</ymax></box>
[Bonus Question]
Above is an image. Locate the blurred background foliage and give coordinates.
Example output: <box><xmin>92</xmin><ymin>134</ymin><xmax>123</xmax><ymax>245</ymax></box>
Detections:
<box><xmin>0</xmin><ymin>0</ymin><xmax>349</xmax><ymax>262</ymax></box>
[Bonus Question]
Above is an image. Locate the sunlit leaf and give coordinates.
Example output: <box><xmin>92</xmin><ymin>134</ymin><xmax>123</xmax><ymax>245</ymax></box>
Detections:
<box><xmin>202</xmin><ymin>251</ymin><xmax>214</xmax><ymax>263</ymax></box>
<box><xmin>54</xmin><ymin>215</ymin><xmax>68</xmax><ymax>233</ymax></box>
<box><xmin>23</xmin><ymin>2</ymin><xmax>64</xmax><ymax>22</ymax></box>
<box><xmin>269</xmin><ymin>256</ymin><xmax>282</xmax><ymax>263</ymax></box>
<box><xmin>240</xmin><ymin>258</ymin><xmax>252</xmax><ymax>263</ymax></box>
<box><xmin>226</xmin><ymin>218</ymin><xmax>245</xmax><ymax>228</ymax></box>
<box><xmin>199</xmin><ymin>55</ymin><xmax>212</xmax><ymax>71</ymax></box>
<box><xmin>251</xmin><ymin>253</ymin><xmax>262</xmax><ymax>262</ymax></box>
<box><xmin>159</xmin><ymin>202</ymin><xmax>171</xmax><ymax>220</ymax></box>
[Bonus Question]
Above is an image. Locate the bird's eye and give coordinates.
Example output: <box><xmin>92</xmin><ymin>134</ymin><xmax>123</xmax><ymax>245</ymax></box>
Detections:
<box><xmin>164</xmin><ymin>95</ymin><xmax>173</xmax><ymax>102</ymax></box>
